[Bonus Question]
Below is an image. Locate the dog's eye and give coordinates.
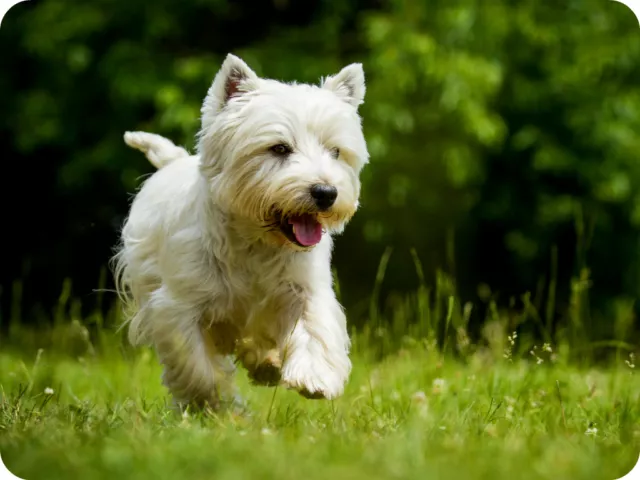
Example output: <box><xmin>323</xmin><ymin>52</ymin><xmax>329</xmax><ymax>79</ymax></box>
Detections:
<box><xmin>330</xmin><ymin>147</ymin><xmax>340</xmax><ymax>159</ymax></box>
<box><xmin>269</xmin><ymin>144</ymin><xmax>292</xmax><ymax>156</ymax></box>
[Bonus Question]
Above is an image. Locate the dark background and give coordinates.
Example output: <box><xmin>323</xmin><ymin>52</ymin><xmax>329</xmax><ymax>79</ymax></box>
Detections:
<box><xmin>1</xmin><ymin>0</ymin><xmax>639</xmax><ymax>344</ymax></box>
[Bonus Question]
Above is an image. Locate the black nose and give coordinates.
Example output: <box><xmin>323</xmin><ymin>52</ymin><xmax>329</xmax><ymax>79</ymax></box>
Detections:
<box><xmin>310</xmin><ymin>184</ymin><xmax>338</xmax><ymax>210</ymax></box>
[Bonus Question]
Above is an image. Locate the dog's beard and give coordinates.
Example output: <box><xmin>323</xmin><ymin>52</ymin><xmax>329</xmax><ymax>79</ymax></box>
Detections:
<box><xmin>212</xmin><ymin>170</ymin><xmax>356</xmax><ymax>249</ymax></box>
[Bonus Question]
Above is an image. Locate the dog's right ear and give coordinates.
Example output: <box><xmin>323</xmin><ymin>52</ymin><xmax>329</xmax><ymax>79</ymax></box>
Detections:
<box><xmin>322</xmin><ymin>63</ymin><xmax>366</xmax><ymax>109</ymax></box>
<box><xmin>202</xmin><ymin>54</ymin><xmax>259</xmax><ymax>122</ymax></box>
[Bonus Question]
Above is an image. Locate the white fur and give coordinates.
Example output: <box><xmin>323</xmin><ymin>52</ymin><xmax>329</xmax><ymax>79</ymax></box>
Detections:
<box><xmin>114</xmin><ymin>53</ymin><xmax>369</xmax><ymax>408</ymax></box>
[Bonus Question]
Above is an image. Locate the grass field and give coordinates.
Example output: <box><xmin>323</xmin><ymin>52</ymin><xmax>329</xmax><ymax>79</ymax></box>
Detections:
<box><xmin>1</xmin><ymin>319</ymin><xmax>639</xmax><ymax>480</ymax></box>
<box><xmin>1</xmin><ymin>267</ymin><xmax>639</xmax><ymax>480</ymax></box>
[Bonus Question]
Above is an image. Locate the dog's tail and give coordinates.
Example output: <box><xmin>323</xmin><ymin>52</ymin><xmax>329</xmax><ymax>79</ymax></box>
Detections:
<box><xmin>123</xmin><ymin>131</ymin><xmax>189</xmax><ymax>169</ymax></box>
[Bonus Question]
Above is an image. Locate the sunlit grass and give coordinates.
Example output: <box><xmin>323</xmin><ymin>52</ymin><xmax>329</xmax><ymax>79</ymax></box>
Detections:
<box><xmin>1</xmin><ymin>259</ymin><xmax>639</xmax><ymax>479</ymax></box>
<box><xmin>1</xmin><ymin>320</ymin><xmax>639</xmax><ymax>480</ymax></box>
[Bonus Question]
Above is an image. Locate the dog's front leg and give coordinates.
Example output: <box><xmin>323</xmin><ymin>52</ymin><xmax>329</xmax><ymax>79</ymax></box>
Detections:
<box><xmin>281</xmin><ymin>288</ymin><xmax>352</xmax><ymax>400</ymax></box>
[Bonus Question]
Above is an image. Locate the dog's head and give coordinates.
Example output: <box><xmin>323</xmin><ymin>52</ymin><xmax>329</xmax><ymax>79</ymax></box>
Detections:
<box><xmin>197</xmin><ymin>54</ymin><xmax>369</xmax><ymax>250</ymax></box>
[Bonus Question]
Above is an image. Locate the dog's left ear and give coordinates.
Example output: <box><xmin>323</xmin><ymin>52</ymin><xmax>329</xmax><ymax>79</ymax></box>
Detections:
<box><xmin>202</xmin><ymin>54</ymin><xmax>259</xmax><ymax>123</ymax></box>
<box><xmin>322</xmin><ymin>63</ymin><xmax>366</xmax><ymax>108</ymax></box>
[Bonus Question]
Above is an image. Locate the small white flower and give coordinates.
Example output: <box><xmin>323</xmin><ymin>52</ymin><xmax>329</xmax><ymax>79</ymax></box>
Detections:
<box><xmin>439</xmin><ymin>426</ymin><xmax>447</xmax><ymax>431</ymax></box>
<box><xmin>432</xmin><ymin>378</ymin><xmax>446</xmax><ymax>394</ymax></box>
<box><xmin>261</xmin><ymin>428</ymin><xmax>273</xmax><ymax>436</ymax></box>
<box><xmin>625</xmin><ymin>353</ymin><xmax>635</xmax><ymax>370</ymax></box>
<box><xmin>530</xmin><ymin>346</ymin><xmax>544</xmax><ymax>365</ymax></box>
<box><xmin>505</xmin><ymin>404</ymin><xmax>515</xmax><ymax>420</ymax></box>
<box><xmin>484</xmin><ymin>423</ymin><xmax>498</xmax><ymax>437</ymax></box>
<box><xmin>410</xmin><ymin>391</ymin><xmax>429</xmax><ymax>418</ymax></box>
<box><xmin>411</xmin><ymin>391</ymin><xmax>427</xmax><ymax>403</ymax></box>
<box><xmin>504</xmin><ymin>331</ymin><xmax>518</xmax><ymax>362</ymax></box>
<box><xmin>44</xmin><ymin>387</ymin><xmax>54</xmax><ymax>395</ymax></box>
<box><xmin>585</xmin><ymin>424</ymin><xmax>598</xmax><ymax>437</ymax></box>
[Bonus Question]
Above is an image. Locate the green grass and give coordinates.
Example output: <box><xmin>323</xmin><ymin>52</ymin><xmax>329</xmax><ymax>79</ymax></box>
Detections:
<box><xmin>1</xmin><ymin>263</ymin><xmax>639</xmax><ymax>479</ymax></box>
<box><xmin>1</xmin><ymin>326</ymin><xmax>639</xmax><ymax>480</ymax></box>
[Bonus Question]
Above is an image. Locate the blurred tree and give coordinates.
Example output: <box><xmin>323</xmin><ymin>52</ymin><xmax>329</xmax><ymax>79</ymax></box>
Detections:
<box><xmin>340</xmin><ymin>0</ymin><xmax>640</xmax><ymax>338</ymax></box>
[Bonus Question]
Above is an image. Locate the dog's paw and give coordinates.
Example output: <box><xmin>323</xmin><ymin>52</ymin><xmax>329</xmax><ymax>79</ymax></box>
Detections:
<box><xmin>297</xmin><ymin>388</ymin><xmax>328</xmax><ymax>400</ymax></box>
<box><xmin>236</xmin><ymin>340</ymin><xmax>282</xmax><ymax>387</ymax></box>
<box><xmin>249</xmin><ymin>358</ymin><xmax>282</xmax><ymax>386</ymax></box>
<box><xmin>281</xmin><ymin>353</ymin><xmax>350</xmax><ymax>400</ymax></box>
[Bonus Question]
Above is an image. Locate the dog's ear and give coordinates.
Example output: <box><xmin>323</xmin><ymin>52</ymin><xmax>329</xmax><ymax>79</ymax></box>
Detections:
<box><xmin>203</xmin><ymin>54</ymin><xmax>259</xmax><ymax>117</ymax></box>
<box><xmin>322</xmin><ymin>63</ymin><xmax>366</xmax><ymax>108</ymax></box>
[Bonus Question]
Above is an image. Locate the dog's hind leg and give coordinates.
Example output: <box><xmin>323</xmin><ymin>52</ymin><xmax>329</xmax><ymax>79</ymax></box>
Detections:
<box><xmin>144</xmin><ymin>286</ymin><xmax>237</xmax><ymax>409</ymax></box>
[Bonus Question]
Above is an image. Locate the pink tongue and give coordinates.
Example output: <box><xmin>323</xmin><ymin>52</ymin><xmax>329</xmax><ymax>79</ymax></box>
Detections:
<box><xmin>289</xmin><ymin>214</ymin><xmax>323</xmax><ymax>246</ymax></box>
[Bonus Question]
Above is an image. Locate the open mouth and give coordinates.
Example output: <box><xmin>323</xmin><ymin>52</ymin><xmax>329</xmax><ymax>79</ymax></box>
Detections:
<box><xmin>276</xmin><ymin>212</ymin><xmax>323</xmax><ymax>247</ymax></box>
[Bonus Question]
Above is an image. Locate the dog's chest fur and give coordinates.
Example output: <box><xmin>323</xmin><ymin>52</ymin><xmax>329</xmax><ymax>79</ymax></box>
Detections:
<box><xmin>204</xmin><ymin>227</ymin><xmax>317</xmax><ymax>328</ymax></box>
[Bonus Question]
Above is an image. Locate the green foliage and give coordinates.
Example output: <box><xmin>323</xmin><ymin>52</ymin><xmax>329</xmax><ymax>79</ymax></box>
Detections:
<box><xmin>1</xmin><ymin>0</ymin><xmax>639</xmax><ymax>331</ymax></box>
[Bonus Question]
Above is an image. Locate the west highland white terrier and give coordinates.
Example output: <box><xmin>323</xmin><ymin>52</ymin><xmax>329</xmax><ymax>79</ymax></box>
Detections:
<box><xmin>113</xmin><ymin>53</ymin><xmax>369</xmax><ymax>408</ymax></box>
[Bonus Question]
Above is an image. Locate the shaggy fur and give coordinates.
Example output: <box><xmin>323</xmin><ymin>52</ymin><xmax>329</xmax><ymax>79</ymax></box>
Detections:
<box><xmin>113</xmin><ymin>54</ymin><xmax>369</xmax><ymax>408</ymax></box>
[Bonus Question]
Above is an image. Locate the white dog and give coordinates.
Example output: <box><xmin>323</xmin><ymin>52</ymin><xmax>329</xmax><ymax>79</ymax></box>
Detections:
<box><xmin>113</xmin><ymin>54</ymin><xmax>369</xmax><ymax>408</ymax></box>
